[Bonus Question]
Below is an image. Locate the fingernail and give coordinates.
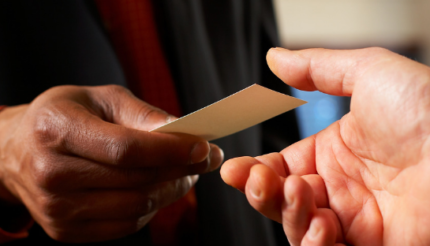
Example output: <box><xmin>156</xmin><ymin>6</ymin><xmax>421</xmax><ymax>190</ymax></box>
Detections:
<box><xmin>309</xmin><ymin>222</ymin><xmax>321</xmax><ymax>239</ymax></box>
<box><xmin>267</xmin><ymin>47</ymin><xmax>276</xmax><ymax>55</ymax></box>
<box><xmin>184</xmin><ymin>175</ymin><xmax>199</xmax><ymax>196</ymax></box>
<box><xmin>284</xmin><ymin>178</ymin><xmax>296</xmax><ymax>206</ymax></box>
<box><xmin>249</xmin><ymin>172</ymin><xmax>261</xmax><ymax>199</ymax></box>
<box><xmin>209</xmin><ymin>145</ymin><xmax>224</xmax><ymax>170</ymax></box>
<box><xmin>268</xmin><ymin>47</ymin><xmax>282</xmax><ymax>55</ymax></box>
<box><xmin>166</xmin><ymin>115</ymin><xmax>178</xmax><ymax>123</ymax></box>
<box><xmin>266</xmin><ymin>48</ymin><xmax>280</xmax><ymax>75</ymax></box>
<box><xmin>189</xmin><ymin>175</ymin><xmax>199</xmax><ymax>186</ymax></box>
<box><xmin>190</xmin><ymin>141</ymin><xmax>210</xmax><ymax>164</ymax></box>
<box><xmin>137</xmin><ymin>211</ymin><xmax>157</xmax><ymax>229</ymax></box>
<box><xmin>284</xmin><ymin>189</ymin><xmax>296</xmax><ymax>207</ymax></box>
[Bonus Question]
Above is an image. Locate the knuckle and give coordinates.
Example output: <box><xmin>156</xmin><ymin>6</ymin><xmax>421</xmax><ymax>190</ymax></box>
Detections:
<box><xmin>108</xmin><ymin>137</ymin><xmax>132</xmax><ymax>166</ymax></box>
<box><xmin>37</xmin><ymin>194</ymin><xmax>69</xmax><ymax>220</ymax></box>
<box><xmin>107</xmin><ymin>136</ymin><xmax>141</xmax><ymax>166</ymax></box>
<box><xmin>33</xmin><ymin>106</ymin><xmax>68</xmax><ymax>148</ymax></box>
<box><xmin>138</xmin><ymin>106</ymin><xmax>167</xmax><ymax>123</ymax></box>
<box><xmin>31</xmin><ymin>159</ymin><xmax>63</xmax><ymax>192</ymax></box>
<box><xmin>103</xmin><ymin>84</ymin><xmax>130</xmax><ymax>96</ymax></box>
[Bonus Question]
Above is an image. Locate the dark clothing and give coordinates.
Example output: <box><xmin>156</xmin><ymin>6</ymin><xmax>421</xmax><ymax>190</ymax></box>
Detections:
<box><xmin>0</xmin><ymin>0</ymin><xmax>298</xmax><ymax>245</ymax></box>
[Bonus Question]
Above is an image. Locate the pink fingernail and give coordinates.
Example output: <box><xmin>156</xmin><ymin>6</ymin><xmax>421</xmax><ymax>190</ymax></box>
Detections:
<box><xmin>309</xmin><ymin>222</ymin><xmax>321</xmax><ymax>239</ymax></box>
<box><xmin>249</xmin><ymin>173</ymin><xmax>262</xmax><ymax>199</ymax></box>
<box><xmin>166</xmin><ymin>115</ymin><xmax>178</xmax><ymax>123</ymax></box>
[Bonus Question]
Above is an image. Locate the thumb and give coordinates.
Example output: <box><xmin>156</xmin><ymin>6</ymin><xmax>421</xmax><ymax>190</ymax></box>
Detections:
<box><xmin>266</xmin><ymin>47</ymin><xmax>393</xmax><ymax>97</ymax></box>
<box><xmin>90</xmin><ymin>85</ymin><xmax>175</xmax><ymax>131</ymax></box>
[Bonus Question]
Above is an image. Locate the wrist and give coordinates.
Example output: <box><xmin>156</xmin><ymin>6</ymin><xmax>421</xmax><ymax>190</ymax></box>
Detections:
<box><xmin>0</xmin><ymin>105</ymin><xmax>29</xmax><ymax>204</ymax></box>
<box><xmin>0</xmin><ymin>105</ymin><xmax>33</xmax><ymax>240</ymax></box>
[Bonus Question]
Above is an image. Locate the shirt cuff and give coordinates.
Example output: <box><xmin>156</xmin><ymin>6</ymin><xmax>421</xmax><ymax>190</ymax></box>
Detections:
<box><xmin>0</xmin><ymin>220</ymin><xmax>33</xmax><ymax>244</ymax></box>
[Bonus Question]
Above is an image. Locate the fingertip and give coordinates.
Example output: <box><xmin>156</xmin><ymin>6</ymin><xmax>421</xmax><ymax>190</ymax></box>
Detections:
<box><xmin>247</xmin><ymin>165</ymin><xmax>278</xmax><ymax>201</ymax></box>
<box><xmin>266</xmin><ymin>47</ymin><xmax>288</xmax><ymax>79</ymax></box>
<box><xmin>284</xmin><ymin>175</ymin><xmax>313</xmax><ymax>207</ymax></box>
<box><xmin>190</xmin><ymin>140</ymin><xmax>210</xmax><ymax>164</ymax></box>
<box><xmin>209</xmin><ymin>144</ymin><xmax>224</xmax><ymax>170</ymax></box>
<box><xmin>166</xmin><ymin>115</ymin><xmax>178</xmax><ymax>124</ymax></box>
<box><xmin>189</xmin><ymin>174</ymin><xmax>199</xmax><ymax>186</ymax></box>
<box><xmin>220</xmin><ymin>156</ymin><xmax>260</xmax><ymax>191</ymax></box>
<box><xmin>247</xmin><ymin>165</ymin><xmax>265</xmax><ymax>200</ymax></box>
<box><xmin>267</xmin><ymin>48</ymin><xmax>323</xmax><ymax>92</ymax></box>
<box><xmin>191</xmin><ymin>144</ymin><xmax>223</xmax><ymax>175</ymax></box>
<box><xmin>219</xmin><ymin>161</ymin><xmax>231</xmax><ymax>183</ymax></box>
<box><xmin>266</xmin><ymin>48</ymin><xmax>278</xmax><ymax>76</ymax></box>
<box><xmin>307</xmin><ymin>218</ymin><xmax>323</xmax><ymax>241</ymax></box>
<box><xmin>245</xmin><ymin>164</ymin><xmax>283</xmax><ymax>222</ymax></box>
<box><xmin>301</xmin><ymin>212</ymin><xmax>336</xmax><ymax>246</ymax></box>
<box><xmin>219</xmin><ymin>159</ymin><xmax>235</xmax><ymax>186</ymax></box>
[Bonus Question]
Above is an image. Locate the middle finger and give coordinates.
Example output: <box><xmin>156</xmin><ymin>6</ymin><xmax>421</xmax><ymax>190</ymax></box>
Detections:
<box><xmin>52</xmin><ymin>176</ymin><xmax>199</xmax><ymax>221</ymax></box>
<box><xmin>39</xmin><ymin>154</ymin><xmax>218</xmax><ymax>191</ymax></box>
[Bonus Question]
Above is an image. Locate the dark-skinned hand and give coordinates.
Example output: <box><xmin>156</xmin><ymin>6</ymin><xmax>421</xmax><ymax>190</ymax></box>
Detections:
<box><xmin>0</xmin><ymin>85</ymin><xmax>223</xmax><ymax>243</ymax></box>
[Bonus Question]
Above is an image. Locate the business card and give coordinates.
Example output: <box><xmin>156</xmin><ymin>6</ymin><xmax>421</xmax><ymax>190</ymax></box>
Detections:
<box><xmin>151</xmin><ymin>84</ymin><xmax>306</xmax><ymax>141</ymax></box>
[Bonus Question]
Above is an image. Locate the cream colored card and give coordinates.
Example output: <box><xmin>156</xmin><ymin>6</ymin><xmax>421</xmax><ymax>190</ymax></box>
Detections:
<box><xmin>151</xmin><ymin>84</ymin><xmax>306</xmax><ymax>141</ymax></box>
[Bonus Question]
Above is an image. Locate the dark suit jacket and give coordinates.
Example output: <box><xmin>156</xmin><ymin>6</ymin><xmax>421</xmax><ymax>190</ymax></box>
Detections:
<box><xmin>0</xmin><ymin>1</ymin><xmax>299</xmax><ymax>245</ymax></box>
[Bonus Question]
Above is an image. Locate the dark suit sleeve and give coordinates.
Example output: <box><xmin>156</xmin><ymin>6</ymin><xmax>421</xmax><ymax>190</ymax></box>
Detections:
<box><xmin>0</xmin><ymin>0</ymin><xmax>126</xmax><ymax>106</ymax></box>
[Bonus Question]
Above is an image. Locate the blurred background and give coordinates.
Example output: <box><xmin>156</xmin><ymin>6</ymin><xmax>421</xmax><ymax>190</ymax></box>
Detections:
<box><xmin>273</xmin><ymin>0</ymin><xmax>430</xmax><ymax>138</ymax></box>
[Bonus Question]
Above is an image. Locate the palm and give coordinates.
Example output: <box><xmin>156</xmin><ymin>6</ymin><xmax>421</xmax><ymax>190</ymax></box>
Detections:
<box><xmin>221</xmin><ymin>48</ymin><xmax>430</xmax><ymax>245</ymax></box>
<box><xmin>321</xmin><ymin>56</ymin><xmax>430</xmax><ymax>244</ymax></box>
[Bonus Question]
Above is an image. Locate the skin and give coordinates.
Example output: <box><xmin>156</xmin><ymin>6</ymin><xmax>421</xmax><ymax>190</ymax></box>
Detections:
<box><xmin>221</xmin><ymin>47</ymin><xmax>430</xmax><ymax>246</ymax></box>
<box><xmin>0</xmin><ymin>85</ymin><xmax>224</xmax><ymax>243</ymax></box>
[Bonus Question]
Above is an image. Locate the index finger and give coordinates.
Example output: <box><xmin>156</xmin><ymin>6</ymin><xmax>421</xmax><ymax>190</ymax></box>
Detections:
<box><xmin>221</xmin><ymin>135</ymin><xmax>318</xmax><ymax>191</ymax></box>
<box><xmin>37</xmin><ymin>103</ymin><xmax>213</xmax><ymax>168</ymax></box>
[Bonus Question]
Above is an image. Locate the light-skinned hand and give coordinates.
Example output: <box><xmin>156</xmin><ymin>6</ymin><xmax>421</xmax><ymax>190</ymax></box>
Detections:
<box><xmin>0</xmin><ymin>85</ymin><xmax>224</xmax><ymax>243</ymax></box>
<box><xmin>221</xmin><ymin>47</ymin><xmax>430</xmax><ymax>246</ymax></box>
